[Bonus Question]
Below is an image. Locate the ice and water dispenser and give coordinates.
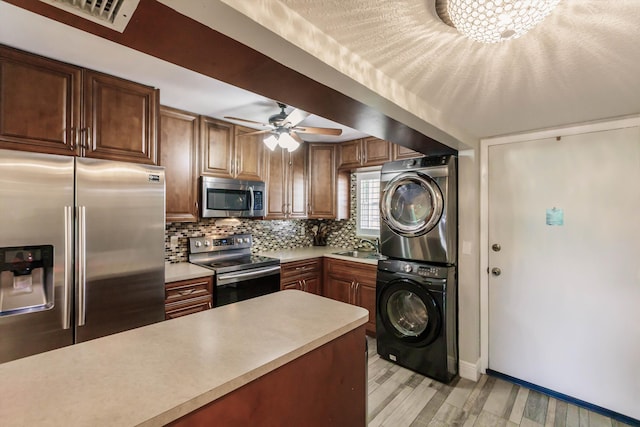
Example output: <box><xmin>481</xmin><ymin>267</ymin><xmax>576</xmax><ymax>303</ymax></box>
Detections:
<box><xmin>0</xmin><ymin>245</ymin><xmax>54</xmax><ymax>316</ymax></box>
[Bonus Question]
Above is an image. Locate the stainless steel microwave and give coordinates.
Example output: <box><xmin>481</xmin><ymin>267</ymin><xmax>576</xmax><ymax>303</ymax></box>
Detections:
<box><xmin>201</xmin><ymin>176</ymin><xmax>265</xmax><ymax>218</ymax></box>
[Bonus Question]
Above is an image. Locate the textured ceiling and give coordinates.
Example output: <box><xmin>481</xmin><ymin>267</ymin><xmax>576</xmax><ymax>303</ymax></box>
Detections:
<box><xmin>219</xmin><ymin>0</ymin><xmax>640</xmax><ymax>143</ymax></box>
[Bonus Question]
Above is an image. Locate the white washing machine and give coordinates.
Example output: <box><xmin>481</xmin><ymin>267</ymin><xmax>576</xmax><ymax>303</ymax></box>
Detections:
<box><xmin>379</xmin><ymin>155</ymin><xmax>457</xmax><ymax>264</ymax></box>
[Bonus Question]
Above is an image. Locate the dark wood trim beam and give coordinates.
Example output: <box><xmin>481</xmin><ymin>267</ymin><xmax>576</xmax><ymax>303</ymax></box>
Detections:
<box><xmin>6</xmin><ymin>0</ymin><xmax>455</xmax><ymax>154</ymax></box>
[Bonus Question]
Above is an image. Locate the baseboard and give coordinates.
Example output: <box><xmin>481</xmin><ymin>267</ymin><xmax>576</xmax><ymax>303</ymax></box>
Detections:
<box><xmin>459</xmin><ymin>359</ymin><xmax>480</xmax><ymax>381</ymax></box>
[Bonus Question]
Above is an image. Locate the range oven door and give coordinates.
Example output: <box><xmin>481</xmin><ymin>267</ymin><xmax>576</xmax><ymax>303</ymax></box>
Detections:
<box><xmin>215</xmin><ymin>265</ymin><xmax>280</xmax><ymax>307</ymax></box>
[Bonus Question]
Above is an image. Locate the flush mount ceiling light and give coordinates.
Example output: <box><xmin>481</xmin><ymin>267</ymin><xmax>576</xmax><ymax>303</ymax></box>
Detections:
<box><xmin>436</xmin><ymin>0</ymin><xmax>560</xmax><ymax>43</ymax></box>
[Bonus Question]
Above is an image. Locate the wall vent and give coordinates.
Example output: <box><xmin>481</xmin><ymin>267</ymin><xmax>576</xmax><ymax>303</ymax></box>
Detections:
<box><xmin>39</xmin><ymin>0</ymin><xmax>141</xmax><ymax>32</ymax></box>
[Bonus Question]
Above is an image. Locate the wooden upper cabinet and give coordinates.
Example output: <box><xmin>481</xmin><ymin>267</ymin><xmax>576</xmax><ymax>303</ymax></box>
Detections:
<box><xmin>363</xmin><ymin>137</ymin><xmax>392</xmax><ymax>165</ymax></box>
<box><xmin>160</xmin><ymin>106</ymin><xmax>199</xmax><ymax>222</ymax></box>
<box><xmin>307</xmin><ymin>143</ymin><xmax>337</xmax><ymax>219</ymax></box>
<box><xmin>266</xmin><ymin>145</ymin><xmax>307</xmax><ymax>219</ymax></box>
<box><xmin>0</xmin><ymin>45</ymin><xmax>81</xmax><ymax>155</ymax></box>
<box><xmin>0</xmin><ymin>45</ymin><xmax>159</xmax><ymax>164</ymax></box>
<box><xmin>234</xmin><ymin>125</ymin><xmax>264</xmax><ymax>181</ymax></box>
<box><xmin>200</xmin><ymin>116</ymin><xmax>234</xmax><ymax>178</ymax></box>
<box><xmin>200</xmin><ymin>119</ymin><xmax>264</xmax><ymax>181</ymax></box>
<box><xmin>338</xmin><ymin>137</ymin><xmax>392</xmax><ymax>169</ymax></box>
<box><xmin>392</xmin><ymin>143</ymin><xmax>422</xmax><ymax>160</ymax></box>
<box><xmin>83</xmin><ymin>70</ymin><xmax>158</xmax><ymax>164</ymax></box>
<box><xmin>338</xmin><ymin>139</ymin><xmax>362</xmax><ymax>170</ymax></box>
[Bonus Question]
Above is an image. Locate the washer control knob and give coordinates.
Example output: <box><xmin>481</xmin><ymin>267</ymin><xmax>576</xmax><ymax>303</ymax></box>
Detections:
<box><xmin>402</xmin><ymin>264</ymin><xmax>413</xmax><ymax>273</ymax></box>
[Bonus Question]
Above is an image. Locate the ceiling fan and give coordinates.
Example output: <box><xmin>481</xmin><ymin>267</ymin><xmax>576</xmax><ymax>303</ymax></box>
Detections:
<box><xmin>224</xmin><ymin>102</ymin><xmax>342</xmax><ymax>152</ymax></box>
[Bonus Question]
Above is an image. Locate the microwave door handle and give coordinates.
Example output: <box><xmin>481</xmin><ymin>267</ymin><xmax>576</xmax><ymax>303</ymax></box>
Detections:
<box><xmin>249</xmin><ymin>186</ymin><xmax>255</xmax><ymax>214</ymax></box>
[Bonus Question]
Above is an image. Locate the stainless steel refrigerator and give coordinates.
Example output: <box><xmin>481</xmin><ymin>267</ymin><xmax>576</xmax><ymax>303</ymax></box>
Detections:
<box><xmin>0</xmin><ymin>149</ymin><xmax>165</xmax><ymax>363</ymax></box>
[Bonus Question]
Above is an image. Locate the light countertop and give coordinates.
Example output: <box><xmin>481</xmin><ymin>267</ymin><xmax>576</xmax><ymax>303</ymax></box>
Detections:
<box><xmin>165</xmin><ymin>261</ymin><xmax>213</xmax><ymax>283</ymax></box>
<box><xmin>0</xmin><ymin>291</ymin><xmax>368</xmax><ymax>427</ymax></box>
<box><xmin>259</xmin><ymin>246</ymin><xmax>383</xmax><ymax>265</ymax></box>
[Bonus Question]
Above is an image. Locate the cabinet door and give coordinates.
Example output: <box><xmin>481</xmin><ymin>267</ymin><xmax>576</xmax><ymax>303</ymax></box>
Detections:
<box><xmin>281</xmin><ymin>280</ymin><xmax>301</xmax><ymax>291</ymax></box>
<box><xmin>200</xmin><ymin>116</ymin><xmax>234</xmax><ymax>178</ymax></box>
<box><xmin>362</xmin><ymin>137</ymin><xmax>391</xmax><ymax>166</ymax></box>
<box><xmin>308</xmin><ymin>143</ymin><xmax>336</xmax><ymax>219</ymax></box>
<box><xmin>324</xmin><ymin>275</ymin><xmax>353</xmax><ymax>304</ymax></box>
<box><xmin>288</xmin><ymin>146</ymin><xmax>308</xmax><ymax>218</ymax></box>
<box><xmin>301</xmin><ymin>276</ymin><xmax>322</xmax><ymax>295</ymax></box>
<box><xmin>356</xmin><ymin>282</ymin><xmax>376</xmax><ymax>335</ymax></box>
<box><xmin>235</xmin><ymin>125</ymin><xmax>264</xmax><ymax>181</ymax></box>
<box><xmin>0</xmin><ymin>46</ymin><xmax>81</xmax><ymax>155</ymax></box>
<box><xmin>265</xmin><ymin>149</ymin><xmax>287</xmax><ymax>219</ymax></box>
<box><xmin>83</xmin><ymin>70</ymin><xmax>158</xmax><ymax>164</ymax></box>
<box><xmin>160</xmin><ymin>106</ymin><xmax>199</xmax><ymax>222</ymax></box>
<box><xmin>338</xmin><ymin>139</ymin><xmax>362</xmax><ymax>169</ymax></box>
<box><xmin>392</xmin><ymin>143</ymin><xmax>421</xmax><ymax>160</ymax></box>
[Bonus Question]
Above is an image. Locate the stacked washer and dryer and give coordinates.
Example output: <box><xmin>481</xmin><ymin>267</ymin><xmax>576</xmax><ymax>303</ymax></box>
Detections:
<box><xmin>376</xmin><ymin>155</ymin><xmax>458</xmax><ymax>383</ymax></box>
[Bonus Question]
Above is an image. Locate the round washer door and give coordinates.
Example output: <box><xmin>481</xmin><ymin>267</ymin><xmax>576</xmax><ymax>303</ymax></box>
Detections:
<box><xmin>378</xmin><ymin>279</ymin><xmax>441</xmax><ymax>346</ymax></box>
<box><xmin>380</xmin><ymin>172</ymin><xmax>444</xmax><ymax>237</ymax></box>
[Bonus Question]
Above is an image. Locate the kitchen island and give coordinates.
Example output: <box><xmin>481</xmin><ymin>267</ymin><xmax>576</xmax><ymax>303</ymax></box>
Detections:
<box><xmin>0</xmin><ymin>291</ymin><xmax>368</xmax><ymax>426</ymax></box>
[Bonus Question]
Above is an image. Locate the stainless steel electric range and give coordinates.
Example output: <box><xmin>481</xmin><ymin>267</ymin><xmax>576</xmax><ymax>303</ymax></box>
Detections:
<box><xmin>188</xmin><ymin>234</ymin><xmax>281</xmax><ymax>307</ymax></box>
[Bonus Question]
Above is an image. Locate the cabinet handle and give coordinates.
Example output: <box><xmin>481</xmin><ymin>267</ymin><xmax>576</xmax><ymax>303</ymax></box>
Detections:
<box><xmin>208</xmin><ymin>301</ymin><xmax>212</xmax><ymax>309</ymax></box>
<box><xmin>287</xmin><ymin>203</ymin><xmax>291</xmax><ymax>214</ymax></box>
<box><xmin>178</xmin><ymin>289</ymin><xmax>196</xmax><ymax>296</ymax></box>
<box><xmin>70</xmin><ymin>128</ymin><xmax>77</xmax><ymax>150</ymax></box>
<box><xmin>294</xmin><ymin>266</ymin><xmax>312</xmax><ymax>271</ymax></box>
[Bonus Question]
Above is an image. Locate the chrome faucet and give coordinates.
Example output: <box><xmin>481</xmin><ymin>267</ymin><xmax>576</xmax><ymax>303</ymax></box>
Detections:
<box><xmin>359</xmin><ymin>237</ymin><xmax>380</xmax><ymax>253</ymax></box>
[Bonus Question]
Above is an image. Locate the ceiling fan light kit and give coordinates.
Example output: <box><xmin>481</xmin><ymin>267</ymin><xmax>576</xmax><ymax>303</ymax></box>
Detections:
<box><xmin>436</xmin><ymin>0</ymin><xmax>560</xmax><ymax>43</ymax></box>
<box><xmin>225</xmin><ymin>102</ymin><xmax>342</xmax><ymax>153</ymax></box>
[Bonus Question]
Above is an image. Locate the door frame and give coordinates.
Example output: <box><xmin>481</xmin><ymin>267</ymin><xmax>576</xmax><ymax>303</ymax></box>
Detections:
<box><xmin>478</xmin><ymin>114</ymin><xmax>640</xmax><ymax>373</ymax></box>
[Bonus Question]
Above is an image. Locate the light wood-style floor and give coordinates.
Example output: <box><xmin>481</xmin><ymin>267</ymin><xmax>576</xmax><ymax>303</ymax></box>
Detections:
<box><xmin>366</xmin><ymin>337</ymin><xmax>634</xmax><ymax>427</ymax></box>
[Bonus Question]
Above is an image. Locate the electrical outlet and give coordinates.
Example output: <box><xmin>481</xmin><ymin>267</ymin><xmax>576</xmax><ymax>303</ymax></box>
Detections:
<box><xmin>170</xmin><ymin>236</ymin><xmax>179</xmax><ymax>248</ymax></box>
<box><xmin>300</xmin><ymin>226</ymin><xmax>306</xmax><ymax>237</ymax></box>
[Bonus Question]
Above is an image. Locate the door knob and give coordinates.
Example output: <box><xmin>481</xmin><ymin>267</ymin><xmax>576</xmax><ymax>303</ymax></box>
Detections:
<box><xmin>492</xmin><ymin>243</ymin><xmax>501</xmax><ymax>252</ymax></box>
<box><xmin>491</xmin><ymin>267</ymin><xmax>501</xmax><ymax>276</ymax></box>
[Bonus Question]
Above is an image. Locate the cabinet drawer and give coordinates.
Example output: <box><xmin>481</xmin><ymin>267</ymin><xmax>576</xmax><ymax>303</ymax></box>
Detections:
<box><xmin>165</xmin><ymin>296</ymin><xmax>212</xmax><ymax>320</ymax></box>
<box><xmin>281</xmin><ymin>258</ymin><xmax>321</xmax><ymax>279</ymax></box>
<box><xmin>165</xmin><ymin>276</ymin><xmax>213</xmax><ymax>304</ymax></box>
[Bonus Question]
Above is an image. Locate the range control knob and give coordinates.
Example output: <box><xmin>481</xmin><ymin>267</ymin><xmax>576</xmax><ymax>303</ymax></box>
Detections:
<box><xmin>402</xmin><ymin>264</ymin><xmax>413</xmax><ymax>273</ymax></box>
<box><xmin>194</xmin><ymin>241</ymin><xmax>202</xmax><ymax>248</ymax></box>
<box><xmin>204</xmin><ymin>240</ymin><xmax>210</xmax><ymax>247</ymax></box>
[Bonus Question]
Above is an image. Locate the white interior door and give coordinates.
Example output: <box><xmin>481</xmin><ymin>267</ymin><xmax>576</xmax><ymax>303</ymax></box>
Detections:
<box><xmin>487</xmin><ymin>126</ymin><xmax>640</xmax><ymax>419</ymax></box>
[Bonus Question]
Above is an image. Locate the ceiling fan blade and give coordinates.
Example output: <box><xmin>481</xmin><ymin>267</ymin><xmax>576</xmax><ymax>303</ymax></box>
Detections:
<box><xmin>290</xmin><ymin>132</ymin><xmax>304</xmax><ymax>143</ymax></box>
<box><xmin>237</xmin><ymin>129</ymin><xmax>272</xmax><ymax>137</ymax></box>
<box><xmin>283</xmin><ymin>108</ymin><xmax>309</xmax><ymax>127</ymax></box>
<box><xmin>224</xmin><ymin>116</ymin><xmax>271</xmax><ymax>127</ymax></box>
<box><xmin>292</xmin><ymin>126</ymin><xmax>343</xmax><ymax>136</ymax></box>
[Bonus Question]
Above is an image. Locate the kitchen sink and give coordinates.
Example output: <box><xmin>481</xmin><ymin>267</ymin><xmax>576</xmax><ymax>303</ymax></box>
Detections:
<box><xmin>333</xmin><ymin>250</ymin><xmax>387</xmax><ymax>260</ymax></box>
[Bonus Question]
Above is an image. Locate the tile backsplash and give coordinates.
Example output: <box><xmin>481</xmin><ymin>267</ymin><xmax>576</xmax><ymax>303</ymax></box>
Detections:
<box><xmin>165</xmin><ymin>173</ymin><xmax>361</xmax><ymax>262</ymax></box>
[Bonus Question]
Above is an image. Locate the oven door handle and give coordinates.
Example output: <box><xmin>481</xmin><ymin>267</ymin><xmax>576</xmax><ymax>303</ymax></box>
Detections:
<box><xmin>216</xmin><ymin>265</ymin><xmax>281</xmax><ymax>286</ymax></box>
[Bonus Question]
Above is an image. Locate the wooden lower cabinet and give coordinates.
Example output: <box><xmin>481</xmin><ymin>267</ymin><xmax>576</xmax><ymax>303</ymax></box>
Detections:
<box><xmin>280</xmin><ymin>258</ymin><xmax>322</xmax><ymax>295</ymax></box>
<box><xmin>323</xmin><ymin>258</ymin><xmax>377</xmax><ymax>336</ymax></box>
<box><xmin>165</xmin><ymin>276</ymin><xmax>213</xmax><ymax>320</ymax></box>
<box><xmin>168</xmin><ymin>325</ymin><xmax>366</xmax><ymax>427</ymax></box>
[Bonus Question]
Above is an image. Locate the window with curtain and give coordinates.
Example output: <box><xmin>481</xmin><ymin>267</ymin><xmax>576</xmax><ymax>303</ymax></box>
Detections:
<box><xmin>356</xmin><ymin>170</ymin><xmax>381</xmax><ymax>237</ymax></box>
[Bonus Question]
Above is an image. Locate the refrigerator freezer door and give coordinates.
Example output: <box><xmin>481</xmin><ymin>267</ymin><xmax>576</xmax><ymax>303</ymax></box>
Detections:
<box><xmin>0</xmin><ymin>150</ymin><xmax>74</xmax><ymax>363</ymax></box>
<box><xmin>75</xmin><ymin>158</ymin><xmax>165</xmax><ymax>342</ymax></box>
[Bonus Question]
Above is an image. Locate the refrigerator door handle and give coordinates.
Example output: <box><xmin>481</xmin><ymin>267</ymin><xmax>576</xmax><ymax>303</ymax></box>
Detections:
<box><xmin>63</xmin><ymin>206</ymin><xmax>73</xmax><ymax>330</ymax></box>
<box><xmin>78</xmin><ymin>205</ymin><xmax>87</xmax><ymax>327</ymax></box>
